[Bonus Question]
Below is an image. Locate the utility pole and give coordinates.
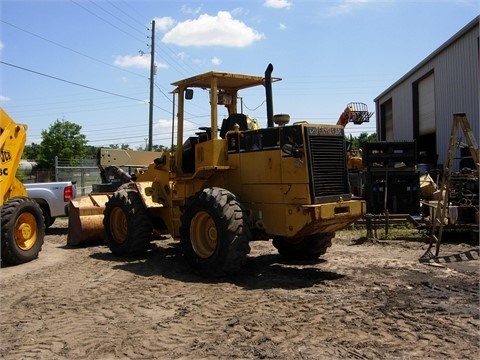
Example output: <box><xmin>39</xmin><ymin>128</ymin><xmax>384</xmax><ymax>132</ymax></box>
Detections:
<box><xmin>148</xmin><ymin>20</ymin><xmax>155</xmax><ymax>151</ymax></box>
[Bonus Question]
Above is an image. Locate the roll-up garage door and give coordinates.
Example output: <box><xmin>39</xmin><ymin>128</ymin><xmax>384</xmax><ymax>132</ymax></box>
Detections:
<box><xmin>418</xmin><ymin>74</ymin><xmax>435</xmax><ymax>135</ymax></box>
<box><xmin>383</xmin><ymin>99</ymin><xmax>393</xmax><ymax>140</ymax></box>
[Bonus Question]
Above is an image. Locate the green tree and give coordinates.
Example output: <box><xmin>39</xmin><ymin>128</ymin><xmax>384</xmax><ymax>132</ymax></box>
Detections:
<box><xmin>85</xmin><ymin>145</ymin><xmax>97</xmax><ymax>158</ymax></box>
<box><xmin>356</xmin><ymin>132</ymin><xmax>377</xmax><ymax>148</ymax></box>
<box><xmin>152</xmin><ymin>144</ymin><xmax>176</xmax><ymax>152</ymax></box>
<box><xmin>107</xmin><ymin>143</ymin><xmax>130</xmax><ymax>149</ymax></box>
<box><xmin>135</xmin><ymin>144</ymin><xmax>176</xmax><ymax>152</ymax></box>
<box><xmin>347</xmin><ymin>132</ymin><xmax>377</xmax><ymax>149</ymax></box>
<box><xmin>23</xmin><ymin>142</ymin><xmax>41</xmax><ymax>160</ymax></box>
<box><xmin>37</xmin><ymin>119</ymin><xmax>88</xmax><ymax>168</ymax></box>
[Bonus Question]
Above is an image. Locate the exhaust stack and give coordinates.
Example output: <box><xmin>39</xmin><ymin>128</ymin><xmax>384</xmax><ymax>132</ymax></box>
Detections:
<box><xmin>265</xmin><ymin>63</ymin><xmax>274</xmax><ymax>128</ymax></box>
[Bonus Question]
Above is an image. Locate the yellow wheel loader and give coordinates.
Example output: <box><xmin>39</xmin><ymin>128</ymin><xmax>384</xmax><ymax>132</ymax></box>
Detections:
<box><xmin>0</xmin><ymin>108</ymin><xmax>45</xmax><ymax>265</ymax></box>
<box><xmin>71</xmin><ymin>64</ymin><xmax>368</xmax><ymax>275</ymax></box>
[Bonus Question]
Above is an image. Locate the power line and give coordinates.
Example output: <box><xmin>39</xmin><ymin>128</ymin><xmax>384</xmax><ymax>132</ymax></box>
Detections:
<box><xmin>117</xmin><ymin>0</ymin><xmax>151</xmax><ymax>27</ymax></box>
<box><xmin>88</xmin><ymin>0</ymin><xmax>148</xmax><ymax>38</ymax></box>
<box><xmin>70</xmin><ymin>0</ymin><xmax>147</xmax><ymax>45</ymax></box>
<box><xmin>107</xmin><ymin>0</ymin><xmax>149</xmax><ymax>29</ymax></box>
<box><xmin>68</xmin><ymin>0</ymin><xmax>195</xmax><ymax>84</ymax></box>
<box><xmin>110</xmin><ymin>0</ymin><xmax>199</xmax><ymax>76</ymax></box>
<box><xmin>0</xmin><ymin>19</ymin><xmax>146</xmax><ymax>80</ymax></box>
<box><xmin>0</xmin><ymin>61</ymin><xmax>146</xmax><ymax>102</ymax></box>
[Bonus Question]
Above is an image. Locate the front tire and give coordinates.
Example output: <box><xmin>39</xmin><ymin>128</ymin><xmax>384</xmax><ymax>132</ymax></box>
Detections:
<box><xmin>180</xmin><ymin>187</ymin><xmax>251</xmax><ymax>275</ymax></box>
<box><xmin>1</xmin><ymin>197</ymin><xmax>45</xmax><ymax>265</ymax></box>
<box><xmin>103</xmin><ymin>188</ymin><xmax>152</xmax><ymax>257</ymax></box>
<box><xmin>273</xmin><ymin>233</ymin><xmax>334</xmax><ymax>260</ymax></box>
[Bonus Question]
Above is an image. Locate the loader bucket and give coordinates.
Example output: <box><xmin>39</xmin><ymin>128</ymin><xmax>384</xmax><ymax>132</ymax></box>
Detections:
<box><xmin>67</xmin><ymin>193</ymin><xmax>111</xmax><ymax>246</ymax></box>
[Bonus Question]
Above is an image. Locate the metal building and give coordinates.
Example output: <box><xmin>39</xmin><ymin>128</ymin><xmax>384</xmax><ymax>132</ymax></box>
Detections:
<box><xmin>374</xmin><ymin>16</ymin><xmax>479</xmax><ymax>170</ymax></box>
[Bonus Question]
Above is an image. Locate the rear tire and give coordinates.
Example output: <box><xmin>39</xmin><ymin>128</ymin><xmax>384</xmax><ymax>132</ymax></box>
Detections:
<box><xmin>180</xmin><ymin>187</ymin><xmax>251</xmax><ymax>275</ymax></box>
<box><xmin>273</xmin><ymin>233</ymin><xmax>333</xmax><ymax>260</ymax></box>
<box><xmin>40</xmin><ymin>205</ymin><xmax>55</xmax><ymax>228</ymax></box>
<box><xmin>103</xmin><ymin>188</ymin><xmax>152</xmax><ymax>257</ymax></box>
<box><xmin>1</xmin><ymin>197</ymin><xmax>45</xmax><ymax>265</ymax></box>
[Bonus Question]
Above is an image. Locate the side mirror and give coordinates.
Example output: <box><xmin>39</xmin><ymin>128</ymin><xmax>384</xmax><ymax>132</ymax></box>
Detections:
<box><xmin>185</xmin><ymin>89</ymin><xmax>194</xmax><ymax>100</ymax></box>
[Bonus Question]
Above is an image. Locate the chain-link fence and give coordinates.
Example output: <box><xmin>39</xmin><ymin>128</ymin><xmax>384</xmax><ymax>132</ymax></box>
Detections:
<box><xmin>23</xmin><ymin>156</ymin><xmax>102</xmax><ymax>196</ymax></box>
<box><xmin>54</xmin><ymin>156</ymin><xmax>102</xmax><ymax>196</ymax></box>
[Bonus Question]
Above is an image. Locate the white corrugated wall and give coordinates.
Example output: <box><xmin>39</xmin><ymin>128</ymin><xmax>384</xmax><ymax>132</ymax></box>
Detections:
<box><xmin>374</xmin><ymin>17</ymin><xmax>479</xmax><ymax>168</ymax></box>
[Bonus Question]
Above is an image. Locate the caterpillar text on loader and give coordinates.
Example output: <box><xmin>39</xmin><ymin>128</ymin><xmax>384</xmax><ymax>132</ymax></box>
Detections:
<box><xmin>0</xmin><ymin>108</ymin><xmax>45</xmax><ymax>265</ymax></box>
<box><xmin>96</xmin><ymin>64</ymin><xmax>367</xmax><ymax>275</ymax></box>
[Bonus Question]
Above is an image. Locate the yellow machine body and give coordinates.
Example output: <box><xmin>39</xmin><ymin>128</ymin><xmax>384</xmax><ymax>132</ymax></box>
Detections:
<box><xmin>0</xmin><ymin>108</ymin><xmax>45</xmax><ymax>265</ymax></box>
<box><xmin>70</xmin><ymin>65</ymin><xmax>367</xmax><ymax>274</ymax></box>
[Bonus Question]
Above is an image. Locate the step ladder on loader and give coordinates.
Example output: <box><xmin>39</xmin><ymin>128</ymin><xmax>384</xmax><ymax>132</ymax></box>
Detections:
<box><xmin>419</xmin><ymin>113</ymin><xmax>479</xmax><ymax>262</ymax></box>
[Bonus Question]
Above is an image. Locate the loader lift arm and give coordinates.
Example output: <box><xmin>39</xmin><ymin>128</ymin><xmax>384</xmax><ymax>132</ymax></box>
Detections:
<box><xmin>1</xmin><ymin>108</ymin><xmax>45</xmax><ymax>265</ymax></box>
<box><xmin>1</xmin><ymin>108</ymin><xmax>29</xmax><ymax>201</ymax></box>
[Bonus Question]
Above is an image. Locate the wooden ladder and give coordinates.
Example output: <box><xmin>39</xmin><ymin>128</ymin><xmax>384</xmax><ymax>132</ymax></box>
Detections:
<box><xmin>420</xmin><ymin>113</ymin><xmax>479</xmax><ymax>262</ymax></box>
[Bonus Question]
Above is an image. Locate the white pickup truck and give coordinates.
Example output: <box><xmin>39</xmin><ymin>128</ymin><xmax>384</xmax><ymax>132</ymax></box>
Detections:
<box><xmin>24</xmin><ymin>181</ymin><xmax>77</xmax><ymax>228</ymax></box>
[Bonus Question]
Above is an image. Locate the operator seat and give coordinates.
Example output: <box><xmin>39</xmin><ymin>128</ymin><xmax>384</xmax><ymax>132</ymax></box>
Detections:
<box><xmin>182</xmin><ymin>137</ymin><xmax>198</xmax><ymax>173</ymax></box>
<box><xmin>220</xmin><ymin>113</ymin><xmax>248</xmax><ymax>138</ymax></box>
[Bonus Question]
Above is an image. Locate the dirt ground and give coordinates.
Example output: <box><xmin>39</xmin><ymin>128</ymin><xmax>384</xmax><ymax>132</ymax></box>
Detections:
<box><xmin>1</xmin><ymin>218</ymin><xmax>479</xmax><ymax>360</ymax></box>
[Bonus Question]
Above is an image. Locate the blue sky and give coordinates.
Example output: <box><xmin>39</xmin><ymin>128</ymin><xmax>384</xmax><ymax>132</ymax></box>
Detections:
<box><xmin>1</xmin><ymin>0</ymin><xmax>478</xmax><ymax>148</ymax></box>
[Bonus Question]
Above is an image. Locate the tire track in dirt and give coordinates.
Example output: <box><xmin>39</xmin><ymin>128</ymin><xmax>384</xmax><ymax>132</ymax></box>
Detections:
<box><xmin>1</xmin><ymin>226</ymin><xmax>478</xmax><ymax>359</ymax></box>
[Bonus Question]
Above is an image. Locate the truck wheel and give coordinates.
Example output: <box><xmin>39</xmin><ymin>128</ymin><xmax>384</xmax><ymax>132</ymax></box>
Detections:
<box><xmin>180</xmin><ymin>187</ymin><xmax>251</xmax><ymax>275</ymax></box>
<box><xmin>1</xmin><ymin>197</ymin><xmax>45</xmax><ymax>265</ymax></box>
<box><xmin>103</xmin><ymin>188</ymin><xmax>152</xmax><ymax>257</ymax></box>
<box><xmin>40</xmin><ymin>205</ymin><xmax>55</xmax><ymax>228</ymax></box>
<box><xmin>272</xmin><ymin>233</ymin><xmax>334</xmax><ymax>260</ymax></box>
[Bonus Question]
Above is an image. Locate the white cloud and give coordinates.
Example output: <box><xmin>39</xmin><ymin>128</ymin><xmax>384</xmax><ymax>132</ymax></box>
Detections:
<box><xmin>154</xmin><ymin>118</ymin><xmax>174</xmax><ymax>132</ymax></box>
<box><xmin>114</xmin><ymin>54</ymin><xmax>151</xmax><ymax>69</ymax></box>
<box><xmin>0</xmin><ymin>41</ymin><xmax>4</xmax><ymax>51</ymax></box>
<box><xmin>211</xmin><ymin>56</ymin><xmax>222</xmax><ymax>65</ymax></box>
<box><xmin>181</xmin><ymin>4</ymin><xmax>202</xmax><ymax>15</ymax></box>
<box><xmin>325</xmin><ymin>0</ymin><xmax>371</xmax><ymax>16</ymax></box>
<box><xmin>231</xmin><ymin>7</ymin><xmax>247</xmax><ymax>17</ymax></box>
<box><xmin>154</xmin><ymin>16</ymin><xmax>175</xmax><ymax>32</ymax></box>
<box><xmin>177</xmin><ymin>52</ymin><xmax>188</xmax><ymax>61</ymax></box>
<box><xmin>155</xmin><ymin>62</ymin><xmax>168</xmax><ymax>70</ymax></box>
<box><xmin>0</xmin><ymin>95</ymin><xmax>11</xmax><ymax>102</ymax></box>
<box><xmin>113</xmin><ymin>54</ymin><xmax>168</xmax><ymax>70</ymax></box>
<box><xmin>162</xmin><ymin>11</ymin><xmax>264</xmax><ymax>47</ymax></box>
<box><xmin>279</xmin><ymin>23</ymin><xmax>287</xmax><ymax>30</ymax></box>
<box><xmin>264</xmin><ymin>0</ymin><xmax>292</xmax><ymax>9</ymax></box>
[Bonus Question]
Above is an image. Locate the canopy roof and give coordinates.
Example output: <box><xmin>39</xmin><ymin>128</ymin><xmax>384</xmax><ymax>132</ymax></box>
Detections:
<box><xmin>171</xmin><ymin>71</ymin><xmax>281</xmax><ymax>92</ymax></box>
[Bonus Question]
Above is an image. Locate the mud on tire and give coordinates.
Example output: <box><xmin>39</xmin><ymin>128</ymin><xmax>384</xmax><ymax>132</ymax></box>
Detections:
<box><xmin>1</xmin><ymin>197</ymin><xmax>45</xmax><ymax>265</ymax></box>
<box><xmin>180</xmin><ymin>187</ymin><xmax>251</xmax><ymax>276</ymax></box>
<box><xmin>103</xmin><ymin>188</ymin><xmax>152</xmax><ymax>257</ymax></box>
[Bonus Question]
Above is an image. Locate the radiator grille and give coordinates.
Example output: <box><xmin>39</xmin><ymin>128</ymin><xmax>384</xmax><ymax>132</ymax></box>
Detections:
<box><xmin>307</xmin><ymin>134</ymin><xmax>350</xmax><ymax>203</ymax></box>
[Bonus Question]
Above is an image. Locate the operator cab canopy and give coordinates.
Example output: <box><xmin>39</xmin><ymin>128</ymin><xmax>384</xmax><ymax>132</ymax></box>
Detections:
<box><xmin>171</xmin><ymin>70</ymin><xmax>281</xmax><ymax>94</ymax></box>
<box><xmin>171</xmin><ymin>70</ymin><xmax>281</xmax><ymax>115</ymax></box>
<box><xmin>171</xmin><ymin>67</ymin><xmax>281</xmax><ymax>151</ymax></box>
